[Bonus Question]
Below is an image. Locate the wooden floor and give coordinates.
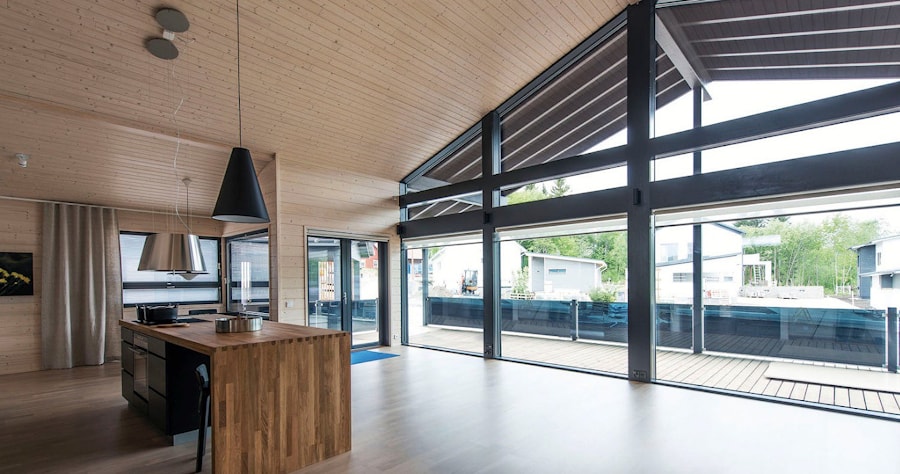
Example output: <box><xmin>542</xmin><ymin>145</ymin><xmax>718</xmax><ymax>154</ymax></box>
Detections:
<box><xmin>4</xmin><ymin>348</ymin><xmax>898</xmax><ymax>473</ymax></box>
<box><xmin>409</xmin><ymin>327</ymin><xmax>900</xmax><ymax>416</ymax></box>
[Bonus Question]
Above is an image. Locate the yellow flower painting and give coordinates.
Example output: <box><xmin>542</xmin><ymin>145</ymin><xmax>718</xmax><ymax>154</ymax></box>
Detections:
<box><xmin>0</xmin><ymin>252</ymin><xmax>34</xmax><ymax>296</ymax></box>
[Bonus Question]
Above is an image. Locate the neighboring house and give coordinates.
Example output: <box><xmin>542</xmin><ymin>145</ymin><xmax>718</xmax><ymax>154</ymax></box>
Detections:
<box><xmin>852</xmin><ymin>235</ymin><xmax>900</xmax><ymax>309</ymax></box>
<box><xmin>429</xmin><ymin>242</ymin><xmax>607</xmax><ymax>298</ymax></box>
<box><xmin>524</xmin><ymin>252</ymin><xmax>607</xmax><ymax>296</ymax></box>
<box><xmin>655</xmin><ymin>223</ymin><xmax>748</xmax><ymax>302</ymax></box>
<box><xmin>429</xmin><ymin>241</ymin><xmax>526</xmax><ymax>295</ymax></box>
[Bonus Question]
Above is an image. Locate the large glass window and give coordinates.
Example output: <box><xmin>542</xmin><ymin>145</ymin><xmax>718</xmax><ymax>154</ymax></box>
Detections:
<box><xmin>655</xmin><ymin>198</ymin><xmax>900</xmax><ymax>414</ymax></box>
<box><xmin>119</xmin><ymin>232</ymin><xmax>221</xmax><ymax>306</ymax></box>
<box><xmin>226</xmin><ymin>232</ymin><xmax>269</xmax><ymax>312</ymax></box>
<box><xmin>497</xmin><ymin>220</ymin><xmax>628</xmax><ymax>375</ymax></box>
<box><xmin>400</xmin><ymin>0</ymin><xmax>900</xmax><ymax>418</ymax></box>
<box><xmin>406</xmin><ymin>238</ymin><xmax>483</xmax><ymax>354</ymax></box>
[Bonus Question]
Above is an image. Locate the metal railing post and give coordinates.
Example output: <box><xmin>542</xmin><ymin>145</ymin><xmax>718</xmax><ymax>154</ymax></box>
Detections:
<box><xmin>888</xmin><ymin>307</ymin><xmax>898</xmax><ymax>373</ymax></box>
<box><xmin>571</xmin><ymin>299</ymin><xmax>579</xmax><ymax>341</ymax></box>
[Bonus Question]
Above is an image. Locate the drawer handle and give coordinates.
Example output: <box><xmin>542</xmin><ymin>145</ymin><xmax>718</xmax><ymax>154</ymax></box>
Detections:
<box><xmin>127</xmin><ymin>346</ymin><xmax>147</xmax><ymax>356</ymax></box>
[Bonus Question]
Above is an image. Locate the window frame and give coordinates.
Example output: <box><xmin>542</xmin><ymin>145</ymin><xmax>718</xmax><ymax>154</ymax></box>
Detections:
<box><xmin>224</xmin><ymin>229</ymin><xmax>270</xmax><ymax>311</ymax></box>
<box><xmin>119</xmin><ymin>231</ymin><xmax>222</xmax><ymax>307</ymax></box>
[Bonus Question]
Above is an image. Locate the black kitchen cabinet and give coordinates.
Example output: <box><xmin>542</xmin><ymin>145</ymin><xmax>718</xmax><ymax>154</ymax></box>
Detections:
<box><xmin>121</xmin><ymin>327</ymin><xmax>210</xmax><ymax>445</ymax></box>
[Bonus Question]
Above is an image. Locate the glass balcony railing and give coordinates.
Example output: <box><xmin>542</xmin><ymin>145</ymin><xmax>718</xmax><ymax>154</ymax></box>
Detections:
<box><xmin>425</xmin><ymin>297</ymin><xmax>888</xmax><ymax>367</ymax></box>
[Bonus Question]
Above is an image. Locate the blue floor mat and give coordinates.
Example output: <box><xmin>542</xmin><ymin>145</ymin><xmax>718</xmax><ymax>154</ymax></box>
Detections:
<box><xmin>351</xmin><ymin>350</ymin><xmax>399</xmax><ymax>365</ymax></box>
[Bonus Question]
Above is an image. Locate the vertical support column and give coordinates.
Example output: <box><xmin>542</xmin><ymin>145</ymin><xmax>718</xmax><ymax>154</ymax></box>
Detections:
<box><xmin>378</xmin><ymin>240</ymin><xmax>390</xmax><ymax>346</ymax></box>
<box><xmin>421</xmin><ymin>250</ymin><xmax>430</xmax><ymax>326</ymax></box>
<box><xmin>482</xmin><ymin>111</ymin><xmax>502</xmax><ymax>359</ymax></box>
<box><xmin>400</xmin><ymin>245</ymin><xmax>409</xmax><ymax>344</ymax></box>
<box><xmin>339</xmin><ymin>239</ymin><xmax>353</xmax><ymax>334</ymax></box>
<box><xmin>888</xmin><ymin>307</ymin><xmax>898</xmax><ymax>373</ymax></box>
<box><xmin>626</xmin><ymin>0</ymin><xmax>657</xmax><ymax>382</ymax></box>
<box><xmin>691</xmin><ymin>87</ymin><xmax>704</xmax><ymax>354</ymax></box>
<box><xmin>399</xmin><ymin>184</ymin><xmax>410</xmax><ymax>345</ymax></box>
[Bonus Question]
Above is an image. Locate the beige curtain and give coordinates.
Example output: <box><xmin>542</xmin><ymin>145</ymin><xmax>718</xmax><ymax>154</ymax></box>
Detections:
<box><xmin>41</xmin><ymin>203</ymin><xmax>123</xmax><ymax>369</ymax></box>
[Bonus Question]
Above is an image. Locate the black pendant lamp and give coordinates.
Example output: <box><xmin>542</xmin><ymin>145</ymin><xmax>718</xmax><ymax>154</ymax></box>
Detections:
<box><xmin>212</xmin><ymin>0</ymin><xmax>270</xmax><ymax>224</ymax></box>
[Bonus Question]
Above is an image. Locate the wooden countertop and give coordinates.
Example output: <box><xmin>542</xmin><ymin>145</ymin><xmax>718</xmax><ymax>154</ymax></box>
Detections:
<box><xmin>119</xmin><ymin>316</ymin><xmax>346</xmax><ymax>356</ymax></box>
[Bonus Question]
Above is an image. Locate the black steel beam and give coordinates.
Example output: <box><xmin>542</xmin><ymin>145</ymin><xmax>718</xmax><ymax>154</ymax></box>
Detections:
<box><xmin>404</xmin><ymin>80</ymin><xmax>900</xmax><ymax>208</ymax></box>
<box><xmin>492</xmin><ymin>187</ymin><xmax>630</xmax><ymax>229</ymax></box>
<box><xmin>402</xmin><ymin>144</ymin><xmax>630</xmax><ymax>208</ymax></box>
<box><xmin>400</xmin><ymin>211</ymin><xmax>482</xmax><ymax>240</ymax></box>
<box><xmin>399</xmin><ymin>178</ymin><xmax>483</xmax><ymax>208</ymax></box>
<box><xmin>651</xmin><ymin>81</ymin><xmax>900</xmax><ymax>159</ymax></box>
<box><xmin>692</xmin><ymin>86</ymin><xmax>704</xmax><ymax>355</ymax></box>
<box><xmin>482</xmin><ymin>111</ymin><xmax>502</xmax><ymax>359</ymax></box>
<box><xmin>652</xmin><ymin>141</ymin><xmax>900</xmax><ymax>210</ymax></box>
<box><xmin>488</xmin><ymin>144</ymin><xmax>628</xmax><ymax>190</ymax></box>
<box><xmin>626</xmin><ymin>0</ymin><xmax>657</xmax><ymax>383</ymax></box>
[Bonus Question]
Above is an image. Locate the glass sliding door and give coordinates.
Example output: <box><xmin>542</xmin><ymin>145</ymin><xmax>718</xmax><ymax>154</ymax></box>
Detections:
<box><xmin>308</xmin><ymin>237</ymin><xmax>343</xmax><ymax>331</ymax></box>
<box><xmin>308</xmin><ymin>236</ymin><xmax>384</xmax><ymax>348</ymax></box>
<box><xmin>350</xmin><ymin>240</ymin><xmax>380</xmax><ymax>346</ymax></box>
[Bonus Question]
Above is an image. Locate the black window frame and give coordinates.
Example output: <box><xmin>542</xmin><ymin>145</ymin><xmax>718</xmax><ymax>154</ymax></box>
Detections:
<box><xmin>119</xmin><ymin>231</ymin><xmax>222</xmax><ymax>307</ymax></box>
<box><xmin>224</xmin><ymin>229</ymin><xmax>270</xmax><ymax>311</ymax></box>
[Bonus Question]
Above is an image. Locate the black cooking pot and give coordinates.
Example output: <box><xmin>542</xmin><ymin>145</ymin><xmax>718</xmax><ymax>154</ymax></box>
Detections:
<box><xmin>140</xmin><ymin>305</ymin><xmax>178</xmax><ymax>324</ymax></box>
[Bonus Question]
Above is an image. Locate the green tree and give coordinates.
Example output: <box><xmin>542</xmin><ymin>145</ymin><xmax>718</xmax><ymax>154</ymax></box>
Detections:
<box><xmin>741</xmin><ymin>214</ymin><xmax>880</xmax><ymax>293</ymax></box>
<box><xmin>549</xmin><ymin>178</ymin><xmax>571</xmax><ymax>197</ymax></box>
<box><xmin>584</xmin><ymin>232</ymin><xmax>627</xmax><ymax>282</ymax></box>
<box><xmin>506</xmin><ymin>183</ymin><xmax>548</xmax><ymax>205</ymax></box>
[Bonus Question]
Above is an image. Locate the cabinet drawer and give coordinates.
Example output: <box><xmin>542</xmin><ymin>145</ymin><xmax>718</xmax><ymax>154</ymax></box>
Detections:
<box><xmin>148</xmin><ymin>353</ymin><xmax>166</xmax><ymax>396</ymax></box>
<box><xmin>121</xmin><ymin>341</ymin><xmax>134</xmax><ymax>374</ymax></box>
<box><xmin>121</xmin><ymin>327</ymin><xmax>133</xmax><ymax>344</ymax></box>
<box><xmin>148</xmin><ymin>389</ymin><xmax>168</xmax><ymax>433</ymax></box>
<box><xmin>148</xmin><ymin>337</ymin><xmax>166</xmax><ymax>358</ymax></box>
<box><xmin>121</xmin><ymin>370</ymin><xmax>134</xmax><ymax>403</ymax></box>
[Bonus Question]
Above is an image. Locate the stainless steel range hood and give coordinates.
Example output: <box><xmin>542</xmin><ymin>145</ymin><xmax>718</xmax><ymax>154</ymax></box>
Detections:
<box><xmin>138</xmin><ymin>233</ymin><xmax>207</xmax><ymax>277</ymax></box>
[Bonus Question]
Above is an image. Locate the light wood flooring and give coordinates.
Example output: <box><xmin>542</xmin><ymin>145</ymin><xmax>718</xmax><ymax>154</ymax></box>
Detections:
<box><xmin>2</xmin><ymin>347</ymin><xmax>900</xmax><ymax>473</ymax></box>
<box><xmin>409</xmin><ymin>327</ymin><xmax>900</xmax><ymax>416</ymax></box>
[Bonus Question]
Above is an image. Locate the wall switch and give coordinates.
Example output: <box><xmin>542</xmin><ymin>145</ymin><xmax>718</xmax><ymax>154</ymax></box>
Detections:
<box><xmin>285</xmin><ymin>300</ymin><xmax>294</xmax><ymax>308</ymax></box>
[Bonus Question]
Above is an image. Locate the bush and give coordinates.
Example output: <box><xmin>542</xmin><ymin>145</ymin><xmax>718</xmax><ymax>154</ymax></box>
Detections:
<box><xmin>589</xmin><ymin>287</ymin><xmax>616</xmax><ymax>303</ymax></box>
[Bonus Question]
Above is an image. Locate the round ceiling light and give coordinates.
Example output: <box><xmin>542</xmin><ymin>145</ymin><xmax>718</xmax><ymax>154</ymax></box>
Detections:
<box><xmin>155</xmin><ymin>8</ymin><xmax>190</xmax><ymax>33</ymax></box>
<box><xmin>146</xmin><ymin>37</ymin><xmax>178</xmax><ymax>60</ymax></box>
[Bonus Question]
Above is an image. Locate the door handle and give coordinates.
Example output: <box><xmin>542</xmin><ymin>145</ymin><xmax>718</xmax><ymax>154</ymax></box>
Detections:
<box><xmin>342</xmin><ymin>292</ymin><xmax>347</xmax><ymax>304</ymax></box>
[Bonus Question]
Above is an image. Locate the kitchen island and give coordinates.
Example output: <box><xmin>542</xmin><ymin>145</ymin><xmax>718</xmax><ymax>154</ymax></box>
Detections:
<box><xmin>120</xmin><ymin>317</ymin><xmax>350</xmax><ymax>473</ymax></box>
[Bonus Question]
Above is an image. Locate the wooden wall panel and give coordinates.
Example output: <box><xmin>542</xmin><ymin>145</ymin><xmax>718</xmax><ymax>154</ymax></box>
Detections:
<box><xmin>273</xmin><ymin>153</ymin><xmax>400</xmax><ymax>343</ymax></box>
<box><xmin>0</xmin><ymin>201</ymin><xmax>234</xmax><ymax>377</ymax></box>
<box><xmin>0</xmin><ymin>200</ymin><xmax>41</xmax><ymax>375</ymax></box>
<box><xmin>118</xmin><ymin>209</ymin><xmax>224</xmax><ymax>236</ymax></box>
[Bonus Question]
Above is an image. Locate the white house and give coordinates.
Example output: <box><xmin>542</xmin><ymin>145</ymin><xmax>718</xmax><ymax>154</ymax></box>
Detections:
<box><xmin>655</xmin><ymin>223</ymin><xmax>746</xmax><ymax>303</ymax></box>
<box><xmin>853</xmin><ymin>235</ymin><xmax>900</xmax><ymax>310</ymax></box>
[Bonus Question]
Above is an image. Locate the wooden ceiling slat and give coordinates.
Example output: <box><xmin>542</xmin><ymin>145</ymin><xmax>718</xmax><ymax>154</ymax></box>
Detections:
<box><xmin>0</xmin><ymin>0</ymin><xmax>647</xmax><ymax>214</ymax></box>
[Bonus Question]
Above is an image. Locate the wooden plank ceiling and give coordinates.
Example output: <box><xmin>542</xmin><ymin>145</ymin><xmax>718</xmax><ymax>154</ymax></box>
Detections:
<box><xmin>0</xmin><ymin>0</ymin><xmax>629</xmax><ymax>216</ymax></box>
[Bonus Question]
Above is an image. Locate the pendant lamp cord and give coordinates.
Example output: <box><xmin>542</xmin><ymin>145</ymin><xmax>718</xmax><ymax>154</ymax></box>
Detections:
<box><xmin>236</xmin><ymin>0</ymin><xmax>243</xmax><ymax>147</ymax></box>
<box><xmin>169</xmin><ymin>41</ymin><xmax>191</xmax><ymax>233</ymax></box>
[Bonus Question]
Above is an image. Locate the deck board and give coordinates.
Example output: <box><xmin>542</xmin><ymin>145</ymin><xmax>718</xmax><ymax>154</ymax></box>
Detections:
<box><xmin>410</xmin><ymin>327</ymin><xmax>900</xmax><ymax>417</ymax></box>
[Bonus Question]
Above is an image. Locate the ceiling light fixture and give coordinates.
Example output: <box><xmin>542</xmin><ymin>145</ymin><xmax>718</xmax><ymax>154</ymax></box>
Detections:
<box><xmin>146</xmin><ymin>7</ymin><xmax>190</xmax><ymax>60</ymax></box>
<box><xmin>16</xmin><ymin>153</ymin><xmax>29</xmax><ymax>168</ymax></box>
<box><xmin>211</xmin><ymin>0</ymin><xmax>270</xmax><ymax>224</ymax></box>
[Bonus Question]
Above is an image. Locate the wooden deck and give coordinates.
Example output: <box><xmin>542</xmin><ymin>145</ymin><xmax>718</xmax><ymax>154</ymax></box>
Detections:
<box><xmin>409</xmin><ymin>327</ymin><xmax>900</xmax><ymax>416</ymax></box>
